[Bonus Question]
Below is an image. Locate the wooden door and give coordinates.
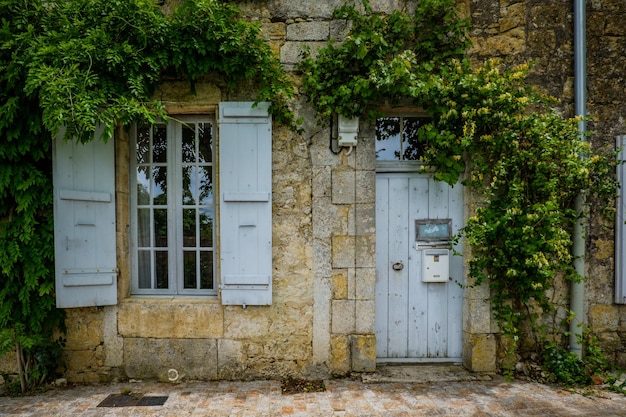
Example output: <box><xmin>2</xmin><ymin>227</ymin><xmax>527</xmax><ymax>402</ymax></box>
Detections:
<box><xmin>375</xmin><ymin>172</ymin><xmax>464</xmax><ymax>361</ymax></box>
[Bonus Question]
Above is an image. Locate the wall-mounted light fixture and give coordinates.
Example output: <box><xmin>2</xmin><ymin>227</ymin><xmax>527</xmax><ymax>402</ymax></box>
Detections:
<box><xmin>337</xmin><ymin>114</ymin><xmax>359</xmax><ymax>147</ymax></box>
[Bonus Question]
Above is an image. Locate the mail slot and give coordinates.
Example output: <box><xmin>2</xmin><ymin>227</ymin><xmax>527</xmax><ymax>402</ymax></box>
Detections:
<box><xmin>422</xmin><ymin>249</ymin><xmax>450</xmax><ymax>283</ymax></box>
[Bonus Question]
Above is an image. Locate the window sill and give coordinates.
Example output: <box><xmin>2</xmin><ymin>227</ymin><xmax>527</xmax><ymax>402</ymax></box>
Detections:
<box><xmin>120</xmin><ymin>295</ymin><xmax>220</xmax><ymax>305</ymax></box>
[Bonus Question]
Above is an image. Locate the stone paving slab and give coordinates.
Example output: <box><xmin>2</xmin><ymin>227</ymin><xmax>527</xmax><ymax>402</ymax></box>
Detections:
<box><xmin>362</xmin><ymin>364</ymin><xmax>494</xmax><ymax>383</ymax></box>
<box><xmin>2</xmin><ymin>377</ymin><xmax>626</xmax><ymax>416</ymax></box>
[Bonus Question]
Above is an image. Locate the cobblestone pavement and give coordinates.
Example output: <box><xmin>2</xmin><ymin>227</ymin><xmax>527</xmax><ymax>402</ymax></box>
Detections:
<box><xmin>3</xmin><ymin>376</ymin><xmax>626</xmax><ymax>417</ymax></box>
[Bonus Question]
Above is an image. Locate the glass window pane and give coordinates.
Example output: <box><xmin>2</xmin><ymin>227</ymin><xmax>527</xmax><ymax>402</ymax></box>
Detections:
<box><xmin>137</xmin><ymin>208</ymin><xmax>150</xmax><ymax>247</ymax></box>
<box><xmin>200</xmin><ymin>251</ymin><xmax>214</xmax><ymax>289</ymax></box>
<box><xmin>155</xmin><ymin>251</ymin><xmax>169</xmax><ymax>289</ymax></box>
<box><xmin>198</xmin><ymin>123</ymin><xmax>212</xmax><ymax>163</ymax></box>
<box><xmin>402</xmin><ymin>117</ymin><xmax>428</xmax><ymax>161</ymax></box>
<box><xmin>199</xmin><ymin>168</ymin><xmax>213</xmax><ymax>206</ymax></box>
<box><xmin>182</xmin><ymin>166</ymin><xmax>195</xmax><ymax>205</ymax></box>
<box><xmin>138</xmin><ymin>250</ymin><xmax>151</xmax><ymax>289</ymax></box>
<box><xmin>415</xmin><ymin>220</ymin><xmax>451</xmax><ymax>241</ymax></box>
<box><xmin>136</xmin><ymin>126</ymin><xmax>151</xmax><ymax>163</ymax></box>
<box><xmin>136</xmin><ymin>167</ymin><xmax>150</xmax><ymax>205</ymax></box>
<box><xmin>152</xmin><ymin>167</ymin><xmax>167</xmax><ymax>205</ymax></box>
<box><xmin>200</xmin><ymin>210</ymin><xmax>213</xmax><ymax>247</ymax></box>
<box><xmin>133</xmin><ymin>119</ymin><xmax>217</xmax><ymax>295</ymax></box>
<box><xmin>182</xmin><ymin>125</ymin><xmax>196</xmax><ymax>163</ymax></box>
<box><xmin>154</xmin><ymin>209</ymin><xmax>168</xmax><ymax>247</ymax></box>
<box><xmin>183</xmin><ymin>209</ymin><xmax>196</xmax><ymax>247</ymax></box>
<box><xmin>153</xmin><ymin>125</ymin><xmax>167</xmax><ymax>163</ymax></box>
<box><xmin>375</xmin><ymin>117</ymin><xmax>401</xmax><ymax>160</ymax></box>
<box><xmin>184</xmin><ymin>251</ymin><xmax>197</xmax><ymax>289</ymax></box>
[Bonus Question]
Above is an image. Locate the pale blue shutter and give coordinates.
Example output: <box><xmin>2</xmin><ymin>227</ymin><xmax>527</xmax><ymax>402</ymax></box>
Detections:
<box><xmin>53</xmin><ymin>126</ymin><xmax>117</xmax><ymax>308</ymax></box>
<box><xmin>616</xmin><ymin>135</ymin><xmax>626</xmax><ymax>304</ymax></box>
<box><xmin>219</xmin><ymin>102</ymin><xmax>272</xmax><ymax>306</ymax></box>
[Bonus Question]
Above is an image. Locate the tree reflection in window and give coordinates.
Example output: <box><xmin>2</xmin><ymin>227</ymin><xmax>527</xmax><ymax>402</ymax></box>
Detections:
<box><xmin>181</xmin><ymin>122</ymin><xmax>213</xmax><ymax>290</ymax></box>
<box><xmin>375</xmin><ymin>116</ymin><xmax>431</xmax><ymax>161</ymax></box>
<box><xmin>133</xmin><ymin>119</ymin><xmax>215</xmax><ymax>294</ymax></box>
<box><xmin>136</xmin><ymin>124</ymin><xmax>169</xmax><ymax>289</ymax></box>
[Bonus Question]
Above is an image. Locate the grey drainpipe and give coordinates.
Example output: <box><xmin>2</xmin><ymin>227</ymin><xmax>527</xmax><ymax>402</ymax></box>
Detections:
<box><xmin>570</xmin><ymin>0</ymin><xmax>586</xmax><ymax>358</ymax></box>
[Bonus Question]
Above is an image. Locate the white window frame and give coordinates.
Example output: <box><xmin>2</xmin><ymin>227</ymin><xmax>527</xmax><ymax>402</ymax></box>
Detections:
<box><xmin>129</xmin><ymin>116</ymin><xmax>217</xmax><ymax>296</ymax></box>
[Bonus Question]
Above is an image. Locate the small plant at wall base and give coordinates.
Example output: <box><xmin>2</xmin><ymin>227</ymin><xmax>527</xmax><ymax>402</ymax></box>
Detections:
<box><xmin>0</xmin><ymin>0</ymin><xmax>295</xmax><ymax>394</ymax></box>
<box><xmin>299</xmin><ymin>0</ymin><xmax>619</xmax><ymax>382</ymax></box>
<box><xmin>540</xmin><ymin>331</ymin><xmax>613</xmax><ymax>386</ymax></box>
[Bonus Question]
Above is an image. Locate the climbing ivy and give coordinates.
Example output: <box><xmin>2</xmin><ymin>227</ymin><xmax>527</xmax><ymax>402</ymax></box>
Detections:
<box><xmin>300</xmin><ymin>0</ymin><xmax>618</xmax><ymax>377</ymax></box>
<box><xmin>0</xmin><ymin>0</ymin><xmax>294</xmax><ymax>393</ymax></box>
<box><xmin>299</xmin><ymin>0</ymin><xmax>470</xmax><ymax>121</ymax></box>
<box><xmin>21</xmin><ymin>0</ymin><xmax>295</xmax><ymax>143</ymax></box>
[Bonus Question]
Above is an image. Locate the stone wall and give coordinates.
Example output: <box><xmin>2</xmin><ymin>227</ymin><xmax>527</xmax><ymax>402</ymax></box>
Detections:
<box><xmin>585</xmin><ymin>0</ymin><xmax>626</xmax><ymax>366</ymax></box>
<box><xmin>567</xmin><ymin>0</ymin><xmax>619</xmax><ymax>362</ymax></box>
<box><xmin>466</xmin><ymin>0</ymin><xmax>626</xmax><ymax>365</ymax></box>
<box><xmin>3</xmin><ymin>0</ymin><xmax>626</xmax><ymax>382</ymax></box>
<box><xmin>54</xmin><ymin>0</ymin><xmax>384</xmax><ymax>384</ymax></box>
<box><xmin>311</xmin><ymin>119</ymin><xmax>378</xmax><ymax>375</ymax></box>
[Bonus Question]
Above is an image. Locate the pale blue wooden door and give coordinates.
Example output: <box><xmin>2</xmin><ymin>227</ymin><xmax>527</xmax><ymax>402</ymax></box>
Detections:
<box><xmin>218</xmin><ymin>102</ymin><xmax>272</xmax><ymax>305</ymax></box>
<box><xmin>53</xmin><ymin>128</ymin><xmax>118</xmax><ymax>308</ymax></box>
<box><xmin>375</xmin><ymin>173</ymin><xmax>463</xmax><ymax>361</ymax></box>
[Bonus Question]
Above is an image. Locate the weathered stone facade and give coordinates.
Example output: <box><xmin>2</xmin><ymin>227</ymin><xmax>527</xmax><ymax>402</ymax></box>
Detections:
<box><xmin>466</xmin><ymin>0</ymin><xmax>626</xmax><ymax>367</ymax></box>
<box><xmin>3</xmin><ymin>0</ymin><xmax>626</xmax><ymax>382</ymax></box>
<box><xmin>586</xmin><ymin>1</ymin><xmax>626</xmax><ymax>366</ymax></box>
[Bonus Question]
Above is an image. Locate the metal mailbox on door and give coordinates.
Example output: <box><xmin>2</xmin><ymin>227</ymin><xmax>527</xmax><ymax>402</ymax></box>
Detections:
<box><xmin>415</xmin><ymin>219</ymin><xmax>452</xmax><ymax>283</ymax></box>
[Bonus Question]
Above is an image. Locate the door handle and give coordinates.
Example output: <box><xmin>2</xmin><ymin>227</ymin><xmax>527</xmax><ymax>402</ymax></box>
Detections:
<box><xmin>392</xmin><ymin>262</ymin><xmax>404</xmax><ymax>271</ymax></box>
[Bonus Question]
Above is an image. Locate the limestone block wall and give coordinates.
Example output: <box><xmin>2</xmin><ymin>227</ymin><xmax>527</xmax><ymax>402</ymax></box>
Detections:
<box><xmin>262</xmin><ymin>2</ymin><xmax>382</xmax><ymax>375</ymax></box>
<box><xmin>59</xmin><ymin>0</ymin><xmax>381</xmax><ymax>382</ymax></box>
<box><xmin>310</xmin><ymin>119</ymin><xmax>378</xmax><ymax>375</ymax></box>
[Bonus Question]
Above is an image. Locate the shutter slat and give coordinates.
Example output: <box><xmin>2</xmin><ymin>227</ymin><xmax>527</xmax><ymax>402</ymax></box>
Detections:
<box><xmin>223</xmin><ymin>275</ymin><xmax>271</xmax><ymax>285</ymax></box>
<box><xmin>223</xmin><ymin>104</ymin><xmax>270</xmax><ymax>118</ymax></box>
<box><xmin>223</xmin><ymin>192</ymin><xmax>270</xmax><ymax>202</ymax></box>
<box><xmin>59</xmin><ymin>189</ymin><xmax>111</xmax><ymax>202</ymax></box>
<box><xmin>62</xmin><ymin>274</ymin><xmax>115</xmax><ymax>287</ymax></box>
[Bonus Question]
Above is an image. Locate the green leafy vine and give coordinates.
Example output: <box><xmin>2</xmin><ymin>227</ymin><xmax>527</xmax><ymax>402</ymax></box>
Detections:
<box><xmin>300</xmin><ymin>0</ymin><xmax>618</xmax><ymax>378</ymax></box>
<box><xmin>0</xmin><ymin>0</ymin><xmax>294</xmax><ymax>393</ymax></box>
<box><xmin>13</xmin><ymin>0</ymin><xmax>295</xmax><ymax>144</ymax></box>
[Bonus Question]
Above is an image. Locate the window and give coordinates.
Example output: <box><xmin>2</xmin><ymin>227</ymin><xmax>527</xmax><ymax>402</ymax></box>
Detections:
<box><xmin>130</xmin><ymin>117</ymin><xmax>216</xmax><ymax>295</ymax></box>
<box><xmin>415</xmin><ymin>219</ymin><xmax>452</xmax><ymax>243</ymax></box>
<box><xmin>53</xmin><ymin>102</ymin><xmax>271</xmax><ymax>307</ymax></box>
<box><xmin>375</xmin><ymin>116</ymin><xmax>431</xmax><ymax>161</ymax></box>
